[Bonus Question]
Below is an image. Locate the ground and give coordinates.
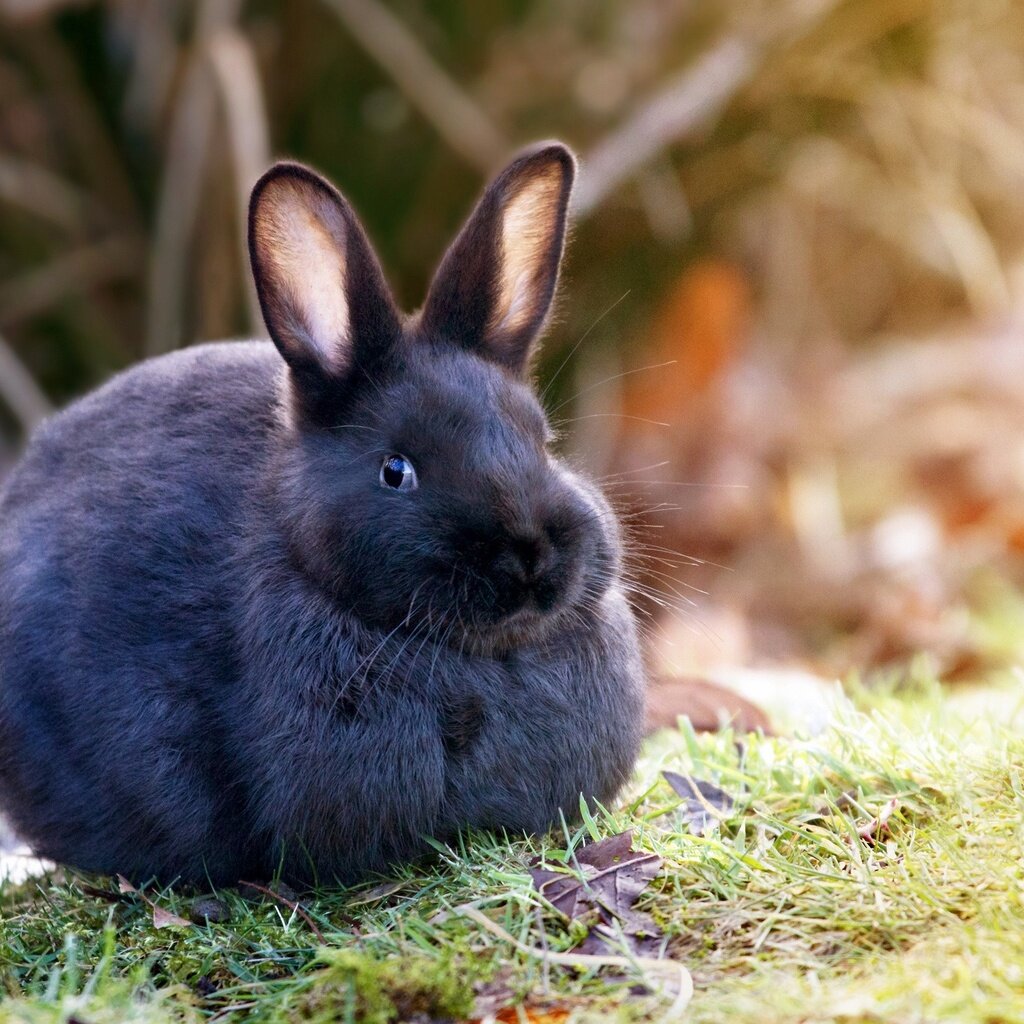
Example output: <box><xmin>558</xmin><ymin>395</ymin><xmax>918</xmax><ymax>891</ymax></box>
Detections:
<box><xmin>2</xmin><ymin>681</ymin><xmax>1022</xmax><ymax>1024</ymax></box>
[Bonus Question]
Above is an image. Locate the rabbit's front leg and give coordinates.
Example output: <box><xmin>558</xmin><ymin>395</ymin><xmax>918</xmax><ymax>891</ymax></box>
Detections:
<box><xmin>237</xmin><ymin>680</ymin><xmax>449</xmax><ymax>881</ymax></box>
<box><xmin>230</xmin><ymin>594</ymin><xmax>450</xmax><ymax>881</ymax></box>
<box><xmin>440</xmin><ymin>588</ymin><xmax>645</xmax><ymax>836</ymax></box>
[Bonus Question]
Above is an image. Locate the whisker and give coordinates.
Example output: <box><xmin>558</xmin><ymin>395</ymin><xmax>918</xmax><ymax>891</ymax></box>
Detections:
<box><xmin>328</xmin><ymin>423</ymin><xmax>385</xmax><ymax>434</ymax></box>
<box><xmin>540</xmin><ymin>289</ymin><xmax>631</xmax><ymax>404</ymax></box>
<box><xmin>617</xmin><ymin>479</ymin><xmax>750</xmax><ymax>490</ymax></box>
<box><xmin>547</xmin><ymin>359</ymin><xmax>679</xmax><ymax>417</ymax></box>
<box><xmin>555</xmin><ymin>413</ymin><xmax>671</xmax><ymax>428</ymax></box>
<box><xmin>595</xmin><ymin>461</ymin><xmax>671</xmax><ymax>482</ymax></box>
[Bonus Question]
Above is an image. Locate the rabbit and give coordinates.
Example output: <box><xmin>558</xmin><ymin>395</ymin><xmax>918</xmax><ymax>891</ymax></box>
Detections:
<box><xmin>0</xmin><ymin>142</ymin><xmax>645</xmax><ymax>886</ymax></box>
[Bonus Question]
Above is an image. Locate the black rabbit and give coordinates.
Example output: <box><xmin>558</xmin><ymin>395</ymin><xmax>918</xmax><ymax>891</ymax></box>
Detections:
<box><xmin>0</xmin><ymin>143</ymin><xmax>645</xmax><ymax>885</ymax></box>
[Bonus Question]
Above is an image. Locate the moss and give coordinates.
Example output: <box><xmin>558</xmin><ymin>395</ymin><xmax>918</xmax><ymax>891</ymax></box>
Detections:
<box><xmin>298</xmin><ymin>951</ymin><xmax>474</xmax><ymax>1024</ymax></box>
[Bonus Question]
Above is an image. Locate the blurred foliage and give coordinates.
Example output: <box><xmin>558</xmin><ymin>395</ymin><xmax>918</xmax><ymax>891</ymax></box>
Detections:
<box><xmin>4</xmin><ymin>0</ymin><xmax>1024</xmax><ymax>410</ymax></box>
<box><xmin>4</xmin><ymin>0</ymin><xmax>1024</xmax><ymax>680</ymax></box>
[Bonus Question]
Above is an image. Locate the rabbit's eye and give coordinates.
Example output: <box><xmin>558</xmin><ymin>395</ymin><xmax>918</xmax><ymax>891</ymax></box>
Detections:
<box><xmin>380</xmin><ymin>454</ymin><xmax>418</xmax><ymax>492</ymax></box>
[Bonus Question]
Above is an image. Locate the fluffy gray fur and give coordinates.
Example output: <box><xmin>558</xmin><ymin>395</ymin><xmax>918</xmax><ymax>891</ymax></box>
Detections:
<box><xmin>0</xmin><ymin>143</ymin><xmax>645</xmax><ymax>885</ymax></box>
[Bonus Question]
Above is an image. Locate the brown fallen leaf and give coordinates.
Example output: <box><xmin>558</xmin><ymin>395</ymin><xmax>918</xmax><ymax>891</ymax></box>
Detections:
<box><xmin>620</xmin><ymin>260</ymin><xmax>751</xmax><ymax>422</ymax></box>
<box><xmin>646</xmin><ymin>677</ymin><xmax>772</xmax><ymax>735</ymax></box>
<box><xmin>151</xmin><ymin>903</ymin><xmax>192</xmax><ymax>929</ymax></box>
<box><xmin>116</xmin><ymin>874</ymin><xmax>191</xmax><ymax>929</ymax></box>
<box><xmin>531</xmin><ymin>831</ymin><xmax>663</xmax><ymax>956</ymax></box>
<box><xmin>662</xmin><ymin>771</ymin><xmax>736</xmax><ymax>835</ymax></box>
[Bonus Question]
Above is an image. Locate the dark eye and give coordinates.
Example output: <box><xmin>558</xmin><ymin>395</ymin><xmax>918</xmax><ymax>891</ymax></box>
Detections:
<box><xmin>379</xmin><ymin>454</ymin><xmax>418</xmax><ymax>492</ymax></box>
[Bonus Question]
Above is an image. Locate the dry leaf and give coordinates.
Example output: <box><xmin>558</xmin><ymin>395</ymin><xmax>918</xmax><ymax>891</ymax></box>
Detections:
<box><xmin>152</xmin><ymin>903</ymin><xmax>192</xmax><ymax>929</ymax></box>
<box><xmin>646</xmin><ymin>677</ymin><xmax>772</xmax><ymax>734</ymax></box>
<box><xmin>531</xmin><ymin>831</ymin><xmax>663</xmax><ymax>956</ymax></box>
<box><xmin>662</xmin><ymin>772</ymin><xmax>736</xmax><ymax>835</ymax></box>
<box><xmin>117</xmin><ymin>873</ymin><xmax>191</xmax><ymax>928</ymax></box>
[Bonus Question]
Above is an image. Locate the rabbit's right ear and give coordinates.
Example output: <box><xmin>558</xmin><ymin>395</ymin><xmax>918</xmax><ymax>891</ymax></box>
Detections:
<box><xmin>249</xmin><ymin>163</ymin><xmax>400</xmax><ymax>390</ymax></box>
<box><xmin>419</xmin><ymin>142</ymin><xmax>575</xmax><ymax>375</ymax></box>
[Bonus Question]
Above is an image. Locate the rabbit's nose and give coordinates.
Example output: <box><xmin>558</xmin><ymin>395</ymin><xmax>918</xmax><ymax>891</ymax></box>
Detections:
<box><xmin>506</xmin><ymin>533</ymin><xmax>555</xmax><ymax>584</ymax></box>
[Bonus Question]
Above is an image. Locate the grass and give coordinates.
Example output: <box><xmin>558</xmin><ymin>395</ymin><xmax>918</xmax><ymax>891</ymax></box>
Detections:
<box><xmin>1</xmin><ymin>683</ymin><xmax>1022</xmax><ymax>1023</ymax></box>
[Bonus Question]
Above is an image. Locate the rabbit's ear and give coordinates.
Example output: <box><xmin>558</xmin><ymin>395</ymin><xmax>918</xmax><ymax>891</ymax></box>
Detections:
<box><xmin>249</xmin><ymin>163</ymin><xmax>399</xmax><ymax>387</ymax></box>
<box><xmin>420</xmin><ymin>142</ymin><xmax>575</xmax><ymax>375</ymax></box>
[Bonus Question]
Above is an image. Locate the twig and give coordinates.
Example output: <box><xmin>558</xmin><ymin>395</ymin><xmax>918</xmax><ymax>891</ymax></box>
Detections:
<box><xmin>574</xmin><ymin>0</ymin><xmax>842</xmax><ymax>218</ymax></box>
<box><xmin>205</xmin><ymin>28</ymin><xmax>271</xmax><ymax>335</ymax></box>
<box><xmin>145</xmin><ymin>0</ymin><xmax>244</xmax><ymax>356</ymax></box>
<box><xmin>457</xmin><ymin>904</ymin><xmax>693</xmax><ymax>1021</ymax></box>
<box><xmin>574</xmin><ymin>36</ymin><xmax>756</xmax><ymax>217</ymax></box>
<box><xmin>121</xmin><ymin>0</ymin><xmax>179</xmax><ymax>132</ymax></box>
<box><xmin>856</xmin><ymin>798</ymin><xmax>898</xmax><ymax>844</ymax></box>
<box><xmin>316</xmin><ymin>0</ymin><xmax>507</xmax><ymax>171</ymax></box>
<box><xmin>144</xmin><ymin>66</ymin><xmax>215</xmax><ymax>355</ymax></box>
<box><xmin>238</xmin><ymin>880</ymin><xmax>327</xmax><ymax>945</ymax></box>
<box><xmin>0</xmin><ymin>329</ymin><xmax>53</xmax><ymax>433</ymax></box>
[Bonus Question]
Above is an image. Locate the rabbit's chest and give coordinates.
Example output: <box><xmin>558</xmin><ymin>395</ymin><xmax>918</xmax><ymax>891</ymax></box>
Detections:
<box><xmin>432</xmin><ymin>650</ymin><xmax>583</xmax><ymax>757</ymax></box>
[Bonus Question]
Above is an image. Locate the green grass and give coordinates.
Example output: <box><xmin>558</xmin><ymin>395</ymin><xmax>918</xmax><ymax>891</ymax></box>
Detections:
<box><xmin>2</xmin><ymin>686</ymin><xmax>1022</xmax><ymax>1023</ymax></box>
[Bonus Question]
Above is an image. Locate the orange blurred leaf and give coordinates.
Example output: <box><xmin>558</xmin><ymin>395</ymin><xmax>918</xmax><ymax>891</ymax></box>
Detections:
<box><xmin>622</xmin><ymin>259</ymin><xmax>750</xmax><ymax>426</ymax></box>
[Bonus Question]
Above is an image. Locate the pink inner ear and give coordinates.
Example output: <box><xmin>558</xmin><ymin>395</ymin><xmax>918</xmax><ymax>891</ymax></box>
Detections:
<box><xmin>254</xmin><ymin>178</ymin><xmax>352</xmax><ymax>371</ymax></box>
<box><xmin>489</xmin><ymin>166</ymin><xmax>563</xmax><ymax>339</ymax></box>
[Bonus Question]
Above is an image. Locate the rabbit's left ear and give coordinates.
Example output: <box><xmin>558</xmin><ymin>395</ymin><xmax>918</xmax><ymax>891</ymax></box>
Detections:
<box><xmin>419</xmin><ymin>142</ymin><xmax>575</xmax><ymax>375</ymax></box>
<box><xmin>248</xmin><ymin>162</ymin><xmax>400</xmax><ymax>393</ymax></box>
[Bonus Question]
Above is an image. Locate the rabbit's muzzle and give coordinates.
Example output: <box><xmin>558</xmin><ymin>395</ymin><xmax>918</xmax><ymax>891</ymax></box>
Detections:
<box><xmin>462</xmin><ymin>482</ymin><xmax>604</xmax><ymax>633</ymax></box>
<box><xmin>490</xmin><ymin>528</ymin><xmax>563</xmax><ymax>613</ymax></box>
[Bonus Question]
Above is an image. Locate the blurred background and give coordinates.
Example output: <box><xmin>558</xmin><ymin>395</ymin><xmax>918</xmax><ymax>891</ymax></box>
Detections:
<box><xmin>4</xmin><ymin>0</ymin><xmax>1024</xmax><ymax>713</ymax></box>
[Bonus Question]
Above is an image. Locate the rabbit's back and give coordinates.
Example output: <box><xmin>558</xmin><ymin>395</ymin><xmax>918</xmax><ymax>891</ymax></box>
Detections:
<box><xmin>0</xmin><ymin>341</ymin><xmax>280</xmax><ymax>879</ymax></box>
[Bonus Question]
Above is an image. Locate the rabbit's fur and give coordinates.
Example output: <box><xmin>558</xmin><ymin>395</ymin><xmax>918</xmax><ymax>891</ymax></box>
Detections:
<box><xmin>0</xmin><ymin>143</ymin><xmax>645</xmax><ymax>885</ymax></box>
